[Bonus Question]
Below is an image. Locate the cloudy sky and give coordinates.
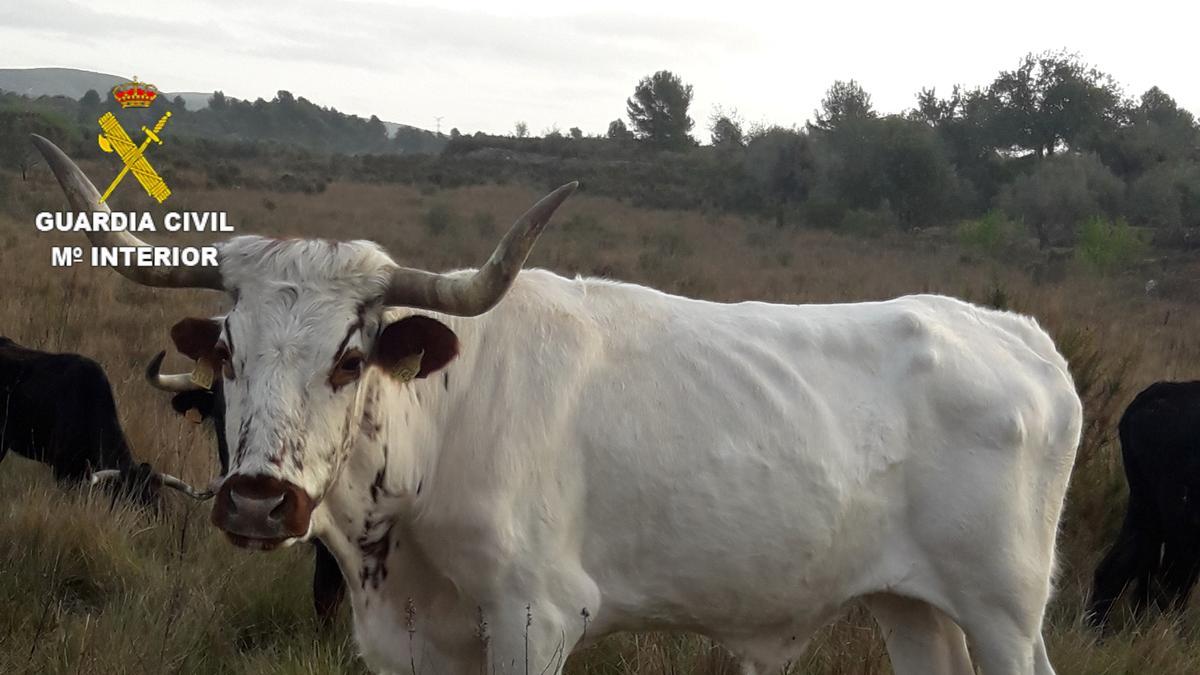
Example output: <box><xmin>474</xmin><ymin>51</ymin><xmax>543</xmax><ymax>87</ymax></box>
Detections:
<box><xmin>3</xmin><ymin>0</ymin><xmax>1197</xmax><ymax>136</ymax></box>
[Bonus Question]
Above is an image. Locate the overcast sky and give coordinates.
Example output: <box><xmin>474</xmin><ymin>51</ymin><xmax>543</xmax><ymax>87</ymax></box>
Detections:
<box><xmin>3</xmin><ymin>0</ymin><xmax>1198</xmax><ymax>137</ymax></box>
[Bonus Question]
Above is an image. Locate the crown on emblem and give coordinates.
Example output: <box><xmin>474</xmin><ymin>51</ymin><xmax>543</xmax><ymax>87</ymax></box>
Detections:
<box><xmin>112</xmin><ymin>77</ymin><xmax>159</xmax><ymax>109</ymax></box>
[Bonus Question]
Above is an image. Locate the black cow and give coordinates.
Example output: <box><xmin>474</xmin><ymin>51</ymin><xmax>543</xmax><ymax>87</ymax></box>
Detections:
<box><xmin>0</xmin><ymin>337</ymin><xmax>162</xmax><ymax>504</ymax></box>
<box><xmin>146</xmin><ymin>352</ymin><xmax>347</xmax><ymax>625</ymax></box>
<box><xmin>1090</xmin><ymin>381</ymin><xmax>1200</xmax><ymax>627</ymax></box>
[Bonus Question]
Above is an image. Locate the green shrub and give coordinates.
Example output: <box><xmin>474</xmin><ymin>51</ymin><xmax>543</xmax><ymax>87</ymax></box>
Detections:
<box><xmin>1076</xmin><ymin>216</ymin><xmax>1145</xmax><ymax>275</ymax></box>
<box><xmin>957</xmin><ymin>210</ymin><xmax>1016</xmax><ymax>256</ymax></box>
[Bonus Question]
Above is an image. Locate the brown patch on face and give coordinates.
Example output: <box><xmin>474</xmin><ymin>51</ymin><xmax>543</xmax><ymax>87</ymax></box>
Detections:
<box><xmin>372</xmin><ymin>315</ymin><xmax>460</xmax><ymax>380</ymax></box>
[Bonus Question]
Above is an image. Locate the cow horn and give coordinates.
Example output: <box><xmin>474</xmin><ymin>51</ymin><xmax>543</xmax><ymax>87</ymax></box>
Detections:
<box><xmin>145</xmin><ymin>350</ymin><xmax>203</xmax><ymax>392</ymax></box>
<box><xmin>29</xmin><ymin>134</ymin><xmax>224</xmax><ymax>290</ymax></box>
<box><xmin>156</xmin><ymin>472</ymin><xmax>215</xmax><ymax>500</ymax></box>
<box><xmin>88</xmin><ymin>470</ymin><xmax>123</xmax><ymax>484</ymax></box>
<box><xmin>382</xmin><ymin>182</ymin><xmax>578</xmax><ymax>315</ymax></box>
<box><xmin>89</xmin><ymin>468</ymin><xmax>214</xmax><ymax>500</ymax></box>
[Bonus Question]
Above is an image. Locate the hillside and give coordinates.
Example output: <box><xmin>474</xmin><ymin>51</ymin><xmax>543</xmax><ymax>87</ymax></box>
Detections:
<box><xmin>0</xmin><ymin>67</ymin><xmax>124</xmax><ymax>99</ymax></box>
<box><xmin>0</xmin><ymin>68</ymin><xmax>433</xmax><ymax>141</ymax></box>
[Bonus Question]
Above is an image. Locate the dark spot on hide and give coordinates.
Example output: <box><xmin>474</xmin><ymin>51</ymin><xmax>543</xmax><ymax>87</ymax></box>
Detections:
<box><xmin>357</xmin><ymin>519</ymin><xmax>392</xmax><ymax>591</ymax></box>
<box><xmin>370</xmin><ymin>469</ymin><xmax>385</xmax><ymax>502</ymax></box>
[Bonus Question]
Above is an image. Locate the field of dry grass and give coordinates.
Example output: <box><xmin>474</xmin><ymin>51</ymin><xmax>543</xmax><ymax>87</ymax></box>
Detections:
<box><xmin>4</xmin><ymin>165</ymin><xmax>1200</xmax><ymax>673</ymax></box>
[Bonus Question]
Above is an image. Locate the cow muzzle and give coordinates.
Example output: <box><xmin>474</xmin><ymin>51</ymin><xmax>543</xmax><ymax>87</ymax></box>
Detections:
<box><xmin>212</xmin><ymin>474</ymin><xmax>314</xmax><ymax>551</ymax></box>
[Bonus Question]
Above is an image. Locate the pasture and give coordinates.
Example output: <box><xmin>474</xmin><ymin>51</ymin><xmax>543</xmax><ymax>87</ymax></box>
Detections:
<box><xmin>3</xmin><ymin>166</ymin><xmax>1200</xmax><ymax>674</ymax></box>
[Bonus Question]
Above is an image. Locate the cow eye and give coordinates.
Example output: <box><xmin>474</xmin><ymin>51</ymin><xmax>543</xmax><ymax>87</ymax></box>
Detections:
<box><xmin>330</xmin><ymin>349</ymin><xmax>363</xmax><ymax>388</ymax></box>
<box><xmin>214</xmin><ymin>343</ymin><xmax>234</xmax><ymax>379</ymax></box>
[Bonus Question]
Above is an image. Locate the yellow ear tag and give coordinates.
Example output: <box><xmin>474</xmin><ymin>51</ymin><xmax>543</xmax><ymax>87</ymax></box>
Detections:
<box><xmin>394</xmin><ymin>351</ymin><xmax>424</xmax><ymax>382</ymax></box>
<box><xmin>190</xmin><ymin>359</ymin><xmax>214</xmax><ymax>390</ymax></box>
<box><xmin>184</xmin><ymin>408</ymin><xmax>204</xmax><ymax>424</ymax></box>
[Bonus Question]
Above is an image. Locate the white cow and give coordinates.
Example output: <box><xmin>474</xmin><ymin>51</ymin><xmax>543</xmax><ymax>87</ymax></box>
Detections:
<box><xmin>36</xmin><ymin>135</ymin><xmax>1081</xmax><ymax>675</ymax></box>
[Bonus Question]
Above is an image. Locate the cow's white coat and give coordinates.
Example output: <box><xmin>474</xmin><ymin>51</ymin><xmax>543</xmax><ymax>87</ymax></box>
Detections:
<box><xmin>212</xmin><ymin>235</ymin><xmax>1081</xmax><ymax>675</ymax></box>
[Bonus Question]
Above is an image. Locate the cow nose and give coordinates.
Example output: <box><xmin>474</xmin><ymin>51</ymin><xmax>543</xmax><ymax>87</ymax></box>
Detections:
<box><xmin>212</xmin><ymin>473</ymin><xmax>314</xmax><ymax>547</ymax></box>
<box><xmin>228</xmin><ymin>491</ymin><xmax>286</xmax><ymax>522</ymax></box>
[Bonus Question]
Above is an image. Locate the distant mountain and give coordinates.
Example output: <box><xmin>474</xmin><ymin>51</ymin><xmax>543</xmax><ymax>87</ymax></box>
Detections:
<box><xmin>0</xmin><ymin>67</ymin><xmax>125</xmax><ymax>99</ymax></box>
<box><xmin>0</xmin><ymin>68</ymin><xmax>434</xmax><ymax>139</ymax></box>
<box><xmin>0</xmin><ymin>67</ymin><xmax>233</xmax><ymax>111</ymax></box>
<box><xmin>168</xmin><ymin>92</ymin><xmax>218</xmax><ymax>111</ymax></box>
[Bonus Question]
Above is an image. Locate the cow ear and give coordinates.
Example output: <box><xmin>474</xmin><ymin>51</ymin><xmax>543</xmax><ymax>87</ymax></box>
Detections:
<box><xmin>170</xmin><ymin>318</ymin><xmax>221</xmax><ymax>361</ymax></box>
<box><xmin>372</xmin><ymin>315</ymin><xmax>459</xmax><ymax>380</ymax></box>
<box><xmin>171</xmin><ymin>390</ymin><xmax>216</xmax><ymax>424</ymax></box>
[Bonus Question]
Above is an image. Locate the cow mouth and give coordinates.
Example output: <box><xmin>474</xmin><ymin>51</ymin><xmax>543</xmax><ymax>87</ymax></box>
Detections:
<box><xmin>222</xmin><ymin>532</ymin><xmax>297</xmax><ymax>552</ymax></box>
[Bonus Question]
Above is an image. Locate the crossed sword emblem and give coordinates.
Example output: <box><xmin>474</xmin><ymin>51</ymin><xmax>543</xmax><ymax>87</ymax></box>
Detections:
<box><xmin>96</xmin><ymin>111</ymin><xmax>172</xmax><ymax>204</ymax></box>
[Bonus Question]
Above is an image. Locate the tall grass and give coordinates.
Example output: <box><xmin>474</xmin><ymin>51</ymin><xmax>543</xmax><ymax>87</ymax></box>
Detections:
<box><xmin>3</xmin><ymin>169</ymin><xmax>1200</xmax><ymax>672</ymax></box>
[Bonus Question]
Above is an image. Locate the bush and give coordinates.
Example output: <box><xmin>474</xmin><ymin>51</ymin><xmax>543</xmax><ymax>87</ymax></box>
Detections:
<box><xmin>1126</xmin><ymin>161</ymin><xmax>1200</xmax><ymax>230</ymax></box>
<box><xmin>1076</xmin><ymin>216</ymin><xmax>1145</xmax><ymax>275</ymax></box>
<box><xmin>996</xmin><ymin>153</ymin><xmax>1124</xmax><ymax>247</ymax></box>
<box><xmin>957</xmin><ymin>210</ymin><xmax>1018</xmax><ymax>256</ymax></box>
<box><xmin>207</xmin><ymin>162</ymin><xmax>242</xmax><ymax>189</ymax></box>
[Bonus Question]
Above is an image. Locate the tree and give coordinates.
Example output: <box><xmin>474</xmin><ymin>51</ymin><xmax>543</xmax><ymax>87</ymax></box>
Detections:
<box><xmin>745</xmin><ymin>127</ymin><xmax>814</xmax><ymax>226</ymax></box>
<box><xmin>710</xmin><ymin>108</ymin><xmax>745</xmax><ymax>147</ymax></box>
<box><xmin>810</xmin><ymin>114</ymin><xmax>962</xmax><ymax>228</ymax></box>
<box><xmin>996</xmin><ymin>153</ymin><xmax>1124</xmax><ymax>246</ymax></box>
<box><xmin>986</xmin><ymin>51</ymin><xmax>1123</xmax><ymax>157</ymax></box>
<box><xmin>1127</xmin><ymin>161</ymin><xmax>1200</xmax><ymax>229</ymax></box>
<box><xmin>366</xmin><ymin>115</ymin><xmax>389</xmax><ymax>147</ymax></box>
<box><xmin>77</xmin><ymin>88</ymin><xmax>103</xmax><ymax>124</ymax></box>
<box><xmin>0</xmin><ymin>110</ymin><xmax>70</xmax><ymax>180</ymax></box>
<box><xmin>172</xmin><ymin>95</ymin><xmax>187</xmax><ymax>109</ymax></box>
<box><xmin>911</xmin><ymin>85</ymin><xmax>1002</xmax><ymax>208</ymax></box>
<box><xmin>811</xmin><ymin>80</ymin><xmax>875</xmax><ymax>132</ymax></box>
<box><xmin>626</xmin><ymin>70</ymin><xmax>695</xmax><ymax>149</ymax></box>
<box><xmin>1095</xmin><ymin>87</ymin><xmax>1199</xmax><ymax>178</ymax></box>
<box><xmin>606</xmin><ymin>119</ymin><xmax>633</xmax><ymax>140</ymax></box>
<box><xmin>569</xmin><ymin>126</ymin><xmax>583</xmax><ymax>140</ymax></box>
<box><xmin>514</xmin><ymin>121</ymin><xmax>528</xmax><ymax>138</ymax></box>
<box><xmin>209</xmin><ymin>91</ymin><xmax>227</xmax><ymax>110</ymax></box>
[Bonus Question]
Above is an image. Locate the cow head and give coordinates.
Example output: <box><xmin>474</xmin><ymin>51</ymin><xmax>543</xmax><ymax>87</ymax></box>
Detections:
<box><xmin>34</xmin><ymin>135</ymin><xmax>575</xmax><ymax>551</ymax></box>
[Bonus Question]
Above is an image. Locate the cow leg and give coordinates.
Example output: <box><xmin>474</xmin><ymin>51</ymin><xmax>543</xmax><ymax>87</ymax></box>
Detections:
<box><xmin>945</xmin><ymin>510</ymin><xmax>1058</xmax><ymax>674</ymax></box>
<box><xmin>312</xmin><ymin>540</ymin><xmax>346</xmax><ymax>626</ymax></box>
<box><xmin>958</xmin><ymin>615</ymin><xmax>1042</xmax><ymax>675</ymax></box>
<box><xmin>866</xmin><ymin>594</ymin><xmax>973</xmax><ymax>675</ymax></box>
<box><xmin>482</xmin><ymin>601</ymin><xmax>580</xmax><ymax>675</ymax></box>
<box><xmin>1158</xmin><ymin>535</ymin><xmax>1200</xmax><ymax>613</ymax></box>
<box><xmin>1089</xmin><ymin>500</ymin><xmax>1161</xmax><ymax>627</ymax></box>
